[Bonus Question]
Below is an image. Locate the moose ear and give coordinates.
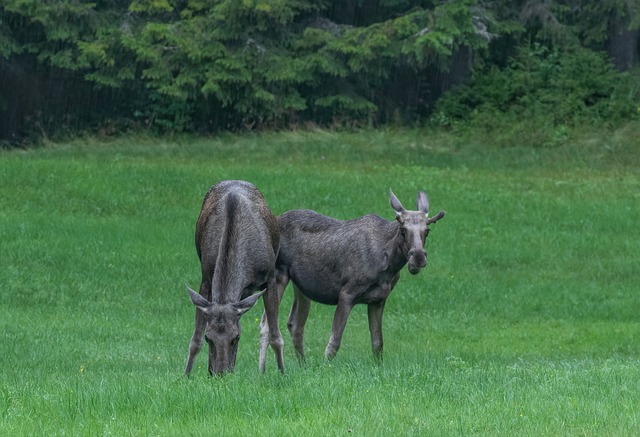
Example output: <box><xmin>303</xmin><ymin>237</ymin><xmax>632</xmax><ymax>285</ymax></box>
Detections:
<box><xmin>417</xmin><ymin>191</ymin><xmax>429</xmax><ymax>215</ymax></box>
<box><xmin>427</xmin><ymin>210</ymin><xmax>445</xmax><ymax>224</ymax></box>
<box><xmin>234</xmin><ymin>289</ymin><xmax>266</xmax><ymax>316</ymax></box>
<box><xmin>389</xmin><ymin>188</ymin><xmax>406</xmax><ymax>215</ymax></box>
<box><xmin>187</xmin><ymin>285</ymin><xmax>212</xmax><ymax>312</ymax></box>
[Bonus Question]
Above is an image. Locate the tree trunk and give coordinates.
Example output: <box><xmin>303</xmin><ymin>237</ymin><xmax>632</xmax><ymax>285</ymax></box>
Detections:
<box><xmin>607</xmin><ymin>13</ymin><xmax>639</xmax><ymax>71</ymax></box>
<box><xmin>0</xmin><ymin>58</ymin><xmax>43</xmax><ymax>142</ymax></box>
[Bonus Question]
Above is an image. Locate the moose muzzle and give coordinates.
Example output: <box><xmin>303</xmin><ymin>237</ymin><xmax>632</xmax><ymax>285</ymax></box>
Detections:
<box><xmin>407</xmin><ymin>248</ymin><xmax>427</xmax><ymax>274</ymax></box>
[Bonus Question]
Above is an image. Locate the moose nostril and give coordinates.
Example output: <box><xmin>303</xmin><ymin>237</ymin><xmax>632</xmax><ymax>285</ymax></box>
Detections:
<box><xmin>409</xmin><ymin>248</ymin><xmax>425</xmax><ymax>258</ymax></box>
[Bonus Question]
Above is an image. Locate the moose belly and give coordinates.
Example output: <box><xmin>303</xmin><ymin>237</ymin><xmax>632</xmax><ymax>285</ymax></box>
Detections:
<box><xmin>291</xmin><ymin>270</ymin><xmax>396</xmax><ymax>306</ymax></box>
<box><xmin>290</xmin><ymin>271</ymin><xmax>341</xmax><ymax>305</ymax></box>
<box><xmin>303</xmin><ymin>287</ymin><xmax>340</xmax><ymax>305</ymax></box>
<box><xmin>355</xmin><ymin>281</ymin><xmax>393</xmax><ymax>305</ymax></box>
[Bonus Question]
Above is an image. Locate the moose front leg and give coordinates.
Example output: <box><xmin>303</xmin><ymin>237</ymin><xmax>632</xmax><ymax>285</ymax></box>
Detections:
<box><xmin>261</xmin><ymin>275</ymin><xmax>285</xmax><ymax>373</ymax></box>
<box><xmin>185</xmin><ymin>282</ymin><xmax>209</xmax><ymax>375</ymax></box>
<box><xmin>259</xmin><ymin>271</ymin><xmax>288</xmax><ymax>372</ymax></box>
<box><xmin>367</xmin><ymin>301</ymin><xmax>386</xmax><ymax>362</ymax></box>
<box><xmin>325</xmin><ymin>295</ymin><xmax>355</xmax><ymax>360</ymax></box>
<box><xmin>185</xmin><ymin>307</ymin><xmax>206</xmax><ymax>375</ymax></box>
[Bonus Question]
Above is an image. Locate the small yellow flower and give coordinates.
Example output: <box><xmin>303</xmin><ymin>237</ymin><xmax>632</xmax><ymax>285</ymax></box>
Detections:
<box><xmin>79</xmin><ymin>365</ymin><xmax>85</xmax><ymax>375</ymax></box>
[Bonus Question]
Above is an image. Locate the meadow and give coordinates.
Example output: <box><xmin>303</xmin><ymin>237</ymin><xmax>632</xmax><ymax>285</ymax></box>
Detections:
<box><xmin>1</xmin><ymin>128</ymin><xmax>639</xmax><ymax>436</ymax></box>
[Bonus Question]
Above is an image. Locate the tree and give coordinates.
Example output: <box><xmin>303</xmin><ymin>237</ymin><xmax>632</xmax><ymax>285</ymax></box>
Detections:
<box><xmin>518</xmin><ymin>0</ymin><xmax>640</xmax><ymax>69</ymax></box>
<box><xmin>0</xmin><ymin>0</ymin><xmax>638</xmax><ymax>143</ymax></box>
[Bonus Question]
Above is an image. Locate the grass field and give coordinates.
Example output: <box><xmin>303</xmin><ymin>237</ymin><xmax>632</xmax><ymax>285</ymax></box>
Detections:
<box><xmin>1</xmin><ymin>128</ymin><xmax>639</xmax><ymax>436</ymax></box>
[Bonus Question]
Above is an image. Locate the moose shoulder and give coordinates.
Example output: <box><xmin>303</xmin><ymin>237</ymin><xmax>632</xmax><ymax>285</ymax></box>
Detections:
<box><xmin>185</xmin><ymin>180</ymin><xmax>285</xmax><ymax>376</ymax></box>
<box><xmin>259</xmin><ymin>189</ymin><xmax>445</xmax><ymax>368</ymax></box>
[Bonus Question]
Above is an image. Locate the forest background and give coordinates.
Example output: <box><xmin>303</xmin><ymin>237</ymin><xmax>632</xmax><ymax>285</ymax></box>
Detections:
<box><xmin>1</xmin><ymin>0</ymin><xmax>639</xmax><ymax>146</ymax></box>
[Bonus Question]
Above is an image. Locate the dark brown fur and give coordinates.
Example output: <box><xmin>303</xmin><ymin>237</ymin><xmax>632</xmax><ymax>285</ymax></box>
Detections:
<box><xmin>185</xmin><ymin>180</ymin><xmax>284</xmax><ymax>375</ymax></box>
<box><xmin>259</xmin><ymin>189</ymin><xmax>444</xmax><ymax>366</ymax></box>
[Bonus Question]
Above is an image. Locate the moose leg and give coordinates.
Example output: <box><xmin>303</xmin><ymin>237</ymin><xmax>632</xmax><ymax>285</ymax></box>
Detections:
<box><xmin>261</xmin><ymin>274</ymin><xmax>285</xmax><ymax>373</ymax></box>
<box><xmin>288</xmin><ymin>284</ymin><xmax>311</xmax><ymax>362</ymax></box>
<box><xmin>258</xmin><ymin>311</ymin><xmax>269</xmax><ymax>373</ymax></box>
<box><xmin>367</xmin><ymin>301</ymin><xmax>386</xmax><ymax>362</ymax></box>
<box><xmin>325</xmin><ymin>296</ymin><xmax>355</xmax><ymax>360</ymax></box>
<box><xmin>286</xmin><ymin>294</ymin><xmax>297</xmax><ymax>337</ymax></box>
<box><xmin>185</xmin><ymin>282</ymin><xmax>209</xmax><ymax>375</ymax></box>
<box><xmin>259</xmin><ymin>271</ymin><xmax>288</xmax><ymax>372</ymax></box>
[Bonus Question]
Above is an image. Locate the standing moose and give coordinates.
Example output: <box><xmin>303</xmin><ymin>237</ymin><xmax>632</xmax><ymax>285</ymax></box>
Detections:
<box><xmin>259</xmin><ymin>189</ymin><xmax>445</xmax><ymax>368</ymax></box>
<box><xmin>185</xmin><ymin>180</ymin><xmax>285</xmax><ymax>375</ymax></box>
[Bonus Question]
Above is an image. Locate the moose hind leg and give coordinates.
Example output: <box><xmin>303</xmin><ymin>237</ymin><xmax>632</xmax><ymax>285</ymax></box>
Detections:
<box><xmin>288</xmin><ymin>284</ymin><xmax>311</xmax><ymax>362</ymax></box>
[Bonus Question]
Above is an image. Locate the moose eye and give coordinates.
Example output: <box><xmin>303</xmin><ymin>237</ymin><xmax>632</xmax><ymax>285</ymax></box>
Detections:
<box><xmin>400</xmin><ymin>228</ymin><xmax>406</xmax><ymax>237</ymax></box>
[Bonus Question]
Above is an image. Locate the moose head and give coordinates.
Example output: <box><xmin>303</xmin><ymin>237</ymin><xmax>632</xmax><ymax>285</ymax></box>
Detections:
<box><xmin>390</xmin><ymin>189</ymin><xmax>445</xmax><ymax>274</ymax></box>
<box><xmin>187</xmin><ymin>286</ymin><xmax>264</xmax><ymax>375</ymax></box>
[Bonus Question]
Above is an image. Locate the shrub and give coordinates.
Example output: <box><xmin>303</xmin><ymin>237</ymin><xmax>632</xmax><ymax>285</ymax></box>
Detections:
<box><xmin>432</xmin><ymin>43</ymin><xmax>640</xmax><ymax>146</ymax></box>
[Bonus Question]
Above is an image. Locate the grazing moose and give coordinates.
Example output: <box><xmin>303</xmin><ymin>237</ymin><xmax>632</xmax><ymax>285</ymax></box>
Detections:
<box><xmin>259</xmin><ymin>189</ymin><xmax>445</xmax><ymax>368</ymax></box>
<box><xmin>185</xmin><ymin>180</ymin><xmax>285</xmax><ymax>375</ymax></box>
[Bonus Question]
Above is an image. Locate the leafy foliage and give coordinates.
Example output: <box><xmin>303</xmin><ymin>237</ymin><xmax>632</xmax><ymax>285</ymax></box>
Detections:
<box><xmin>432</xmin><ymin>43</ymin><xmax>640</xmax><ymax>146</ymax></box>
<box><xmin>0</xmin><ymin>0</ymin><xmax>638</xmax><ymax>142</ymax></box>
<box><xmin>520</xmin><ymin>0</ymin><xmax>639</xmax><ymax>46</ymax></box>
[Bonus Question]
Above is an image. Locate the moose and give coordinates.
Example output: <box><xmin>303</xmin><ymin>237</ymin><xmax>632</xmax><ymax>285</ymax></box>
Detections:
<box><xmin>185</xmin><ymin>180</ymin><xmax>285</xmax><ymax>375</ymax></box>
<box><xmin>259</xmin><ymin>189</ymin><xmax>445</xmax><ymax>368</ymax></box>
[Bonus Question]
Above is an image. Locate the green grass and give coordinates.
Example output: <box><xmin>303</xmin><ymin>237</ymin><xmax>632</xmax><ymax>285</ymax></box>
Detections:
<box><xmin>1</xmin><ymin>128</ymin><xmax>639</xmax><ymax>436</ymax></box>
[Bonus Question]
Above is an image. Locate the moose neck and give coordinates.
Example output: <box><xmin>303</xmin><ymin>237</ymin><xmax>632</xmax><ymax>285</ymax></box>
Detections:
<box><xmin>210</xmin><ymin>203</ymin><xmax>249</xmax><ymax>304</ymax></box>
<box><xmin>384</xmin><ymin>220</ymin><xmax>410</xmax><ymax>273</ymax></box>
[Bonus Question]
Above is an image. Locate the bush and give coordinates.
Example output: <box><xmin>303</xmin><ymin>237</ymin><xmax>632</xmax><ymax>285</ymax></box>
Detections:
<box><xmin>432</xmin><ymin>43</ymin><xmax>640</xmax><ymax>147</ymax></box>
